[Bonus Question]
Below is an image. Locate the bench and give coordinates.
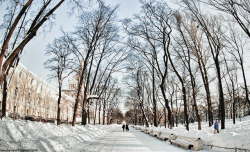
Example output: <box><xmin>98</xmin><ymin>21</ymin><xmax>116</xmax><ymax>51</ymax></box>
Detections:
<box><xmin>140</xmin><ymin>127</ymin><xmax>147</xmax><ymax>132</ymax></box>
<box><xmin>170</xmin><ymin>135</ymin><xmax>203</xmax><ymax>151</ymax></box>
<box><xmin>157</xmin><ymin>132</ymin><xmax>171</xmax><ymax>141</ymax></box>
<box><xmin>147</xmin><ymin>129</ymin><xmax>154</xmax><ymax>135</ymax></box>
<box><xmin>149</xmin><ymin>130</ymin><xmax>160</xmax><ymax>137</ymax></box>
<box><xmin>135</xmin><ymin>126</ymin><xmax>141</xmax><ymax>130</ymax></box>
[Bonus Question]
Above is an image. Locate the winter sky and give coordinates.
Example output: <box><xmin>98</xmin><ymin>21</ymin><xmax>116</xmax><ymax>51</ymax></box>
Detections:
<box><xmin>0</xmin><ymin>0</ymin><xmax>249</xmax><ymax>89</ymax></box>
<box><xmin>16</xmin><ymin>0</ymin><xmax>141</xmax><ymax>88</ymax></box>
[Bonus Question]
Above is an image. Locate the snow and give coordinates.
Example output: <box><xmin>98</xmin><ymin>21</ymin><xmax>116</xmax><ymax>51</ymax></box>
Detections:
<box><xmin>0</xmin><ymin>116</ymin><xmax>250</xmax><ymax>152</ymax></box>
<box><xmin>0</xmin><ymin>118</ymin><xmax>107</xmax><ymax>151</ymax></box>
<box><xmin>155</xmin><ymin>116</ymin><xmax>250</xmax><ymax>151</ymax></box>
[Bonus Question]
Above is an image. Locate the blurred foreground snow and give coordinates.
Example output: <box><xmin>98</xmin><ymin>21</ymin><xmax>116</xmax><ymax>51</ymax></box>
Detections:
<box><xmin>0</xmin><ymin>116</ymin><xmax>250</xmax><ymax>152</ymax></box>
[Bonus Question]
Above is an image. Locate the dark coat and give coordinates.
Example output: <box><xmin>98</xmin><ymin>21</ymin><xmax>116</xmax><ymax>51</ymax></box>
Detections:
<box><xmin>214</xmin><ymin>120</ymin><xmax>218</xmax><ymax>130</ymax></box>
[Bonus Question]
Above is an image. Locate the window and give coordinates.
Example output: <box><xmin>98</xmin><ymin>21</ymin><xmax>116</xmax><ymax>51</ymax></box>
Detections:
<box><xmin>19</xmin><ymin>72</ymin><xmax>22</xmax><ymax>78</ymax></box>
<box><xmin>27</xmin><ymin>93</ymin><xmax>30</xmax><ymax>101</ymax></box>
<box><xmin>15</xmin><ymin>87</ymin><xmax>18</xmax><ymax>96</ymax></box>
<box><xmin>38</xmin><ymin>97</ymin><xmax>41</xmax><ymax>105</ymax></box>
<box><xmin>30</xmin><ymin>79</ymin><xmax>34</xmax><ymax>85</ymax></box>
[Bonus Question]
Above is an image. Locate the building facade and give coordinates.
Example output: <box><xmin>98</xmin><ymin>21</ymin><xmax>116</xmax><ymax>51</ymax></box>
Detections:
<box><xmin>0</xmin><ymin>63</ymin><xmax>74</xmax><ymax>123</ymax></box>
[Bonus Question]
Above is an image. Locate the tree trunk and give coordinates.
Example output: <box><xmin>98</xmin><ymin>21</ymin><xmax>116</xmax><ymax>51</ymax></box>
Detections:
<box><xmin>87</xmin><ymin>100</ymin><xmax>90</xmax><ymax>124</ymax></box>
<box><xmin>241</xmin><ymin>64</ymin><xmax>250</xmax><ymax>114</ymax></box>
<box><xmin>164</xmin><ymin>107</ymin><xmax>167</xmax><ymax>128</ymax></box>
<box><xmin>103</xmin><ymin>100</ymin><xmax>106</xmax><ymax>125</ymax></box>
<box><xmin>94</xmin><ymin>100</ymin><xmax>98</xmax><ymax>125</ymax></box>
<box><xmin>98</xmin><ymin>102</ymin><xmax>101</xmax><ymax>124</ymax></box>
<box><xmin>215</xmin><ymin>61</ymin><xmax>225</xmax><ymax>129</ymax></box>
<box><xmin>160</xmin><ymin>84</ymin><xmax>173</xmax><ymax>129</ymax></box>
<box><xmin>134</xmin><ymin>106</ymin><xmax>137</xmax><ymax>125</ymax></box>
<box><xmin>1</xmin><ymin>76</ymin><xmax>8</xmax><ymax>119</ymax></box>
<box><xmin>190</xmin><ymin>75</ymin><xmax>201</xmax><ymax>130</ymax></box>
<box><xmin>233</xmin><ymin>99</ymin><xmax>236</xmax><ymax>124</ymax></box>
<box><xmin>139</xmin><ymin>102</ymin><xmax>149</xmax><ymax>127</ymax></box>
<box><xmin>152</xmin><ymin>63</ymin><xmax>157</xmax><ymax>127</ymax></box>
<box><xmin>57</xmin><ymin>87</ymin><xmax>61</xmax><ymax>126</ymax></box>
<box><xmin>198</xmin><ymin>58</ymin><xmax>213</xmax><ymax>126</ymax></box>
<box><xmin>82</xmin><ymin>97</ymin><xmax>88</xmax><ymax>125</ymax></box>
<box><xmin>72</xmin><ymin>77</ymin><xmax>84</xmax><ymax>126</ymax></box>
<box><xmin>166</xmin><ymin>42</ymin><xmax>189</xmax><ymax>130</ymax></box>
<box><xmin>182</xmin><ymin>86</ymin><xmax>189</xmax><ymax>131</ymax></box>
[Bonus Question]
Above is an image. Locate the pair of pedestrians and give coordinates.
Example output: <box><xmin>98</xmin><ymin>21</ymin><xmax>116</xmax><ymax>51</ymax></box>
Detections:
<box><xmin>122</xmin><ymin>124</ymin><xmax>129</xmax><ymax>131</ymax></box>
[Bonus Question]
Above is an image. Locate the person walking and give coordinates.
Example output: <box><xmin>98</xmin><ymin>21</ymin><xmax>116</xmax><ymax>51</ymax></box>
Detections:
<box><xmin>126</xmin><ymin>124</ymin><xmax>129</xmax><ymax>131</ymax></box>
<box><xmin>122</xmin><ymin>124</ymin><xmax>125</xmax><ymax>131</ymax></box>
<box><xmin>214</xmin><ymin>119</ymin><xmax>219</xmax><ymax>134</ymax></box>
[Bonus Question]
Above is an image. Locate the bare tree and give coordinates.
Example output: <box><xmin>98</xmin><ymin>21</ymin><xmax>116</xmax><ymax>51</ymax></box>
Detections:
<box><xmin>124</xmin><ymin>57</ymin><xmax>151</xmax><ymax>127</ymax></box>
<box><xmin>223</xmin><ymin>54</ymin><xmax>238</xmax><ymax>124</ymax></box>
<box><xmin>44</xmin><ymin>36</ymin><xmax>73</xmax><ymax>125</ymax></box>
<box><xmin>0</xmin><ymin>0</ymin><xmax>66</xmax><ymax>118</ymax></box>
<box><xmin>183</xmin><ymin>0</ymin><xmax>226</xmax><ymax>129</ymax></box>
<box><xmin>203</xmin><ymin>0</ymin><xmax>250</xmax><ymax>38</ymax></box>
<box><xmin>66</xmin><ymin>1</ymin><xmax>118</xmax><ymax>126</ymax></box>
<box><xmin>0</xmin><ymin>0</ymin><xmax>65</xmax><ymax>86</ymax></box>
<box><xmin>224</xmin><ymin>22</ymin><xmax>250</xmax><ymax>114</ymax></box>
<box><xmin>122</xmin><ymin>1</ymin><xmax>176</xmax><ymax>128</ymax></box>
<box><xmin>174</xmin><ymin>12</ymin><xmax>202</xmax><ymax>130</ymax></box>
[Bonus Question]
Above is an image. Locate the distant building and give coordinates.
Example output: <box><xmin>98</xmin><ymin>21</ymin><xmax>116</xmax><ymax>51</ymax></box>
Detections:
<box><xmin>62</xmin><ymin>74</ymin><xmax>82</xmax><ymax>122</ymax></box>
<box><xmin>0</xmin><ymin>63</ymin><xmax>74</xmax><ymax>123</ymax></box>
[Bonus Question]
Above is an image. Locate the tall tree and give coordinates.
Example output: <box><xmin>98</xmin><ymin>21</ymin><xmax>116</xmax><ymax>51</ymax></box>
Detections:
<box><xmin>204</xmin><ymin>0</ymin><xmax>250</xmax><ymax>38</ymax></box>
<box><xmin>183</xmin><ymin>0</ymin><xmax>226</xmax><ymax>129</ymax></box>
<box><xmin>225</xmin><ymin>22</ymin><xmax>250</xmax><ymax>114</ymax></box>
<box><xmin>0</xmin><ymin>0</ymin><xmax>65</xmax><ymax>118</ymax></box>
<box><xmin>174</xmin><ymin>13</ymin><xmax>202</xmax><ymax>130</ymax></box>
<box><xmin>122</xmin><ymin>1</ymin><xmax>175</xmax><ymax>128</ymax></box>
<box><xmin>68</xmin><ymin>1</ymin><xmax>118</xmax><ymax>126</ymax></box>
<box><xmin>44</xmin><ymin>36</ymin><xmax>73</xmax><ymax>125</ymax></box>
<box><xmin>0</xmin><ymin>0</ymin><xmax>65</xmax><ymax>86</ymax></box>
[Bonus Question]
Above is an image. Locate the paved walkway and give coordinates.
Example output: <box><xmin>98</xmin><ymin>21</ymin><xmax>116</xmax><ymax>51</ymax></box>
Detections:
<box><xmin>82</xmin><ymin>125</ymin><xmax>186</xmax><ymax>152</ymax></box>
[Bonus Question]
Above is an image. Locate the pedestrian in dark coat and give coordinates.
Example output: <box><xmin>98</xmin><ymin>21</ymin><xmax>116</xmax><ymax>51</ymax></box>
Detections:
<box><xmin>214</xmin><ymin>119</ymin><xmax>219</xmax><ymax>134</ymax></box>
<box><xmin>126</xmin><ymin>124</ymin><xmax>129</xmax><ymax>131</ymax></box>
<box><xmin>122</xmin><ymin>124</ymin><xmax>125</xmax><ymax>131</ymax></box>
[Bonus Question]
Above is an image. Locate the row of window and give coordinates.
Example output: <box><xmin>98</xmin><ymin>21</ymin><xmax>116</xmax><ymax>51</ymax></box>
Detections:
<box><xmin>14</xmin><ymin>87</ymin><xmax>51</xmax><ymax>104</ymax></box>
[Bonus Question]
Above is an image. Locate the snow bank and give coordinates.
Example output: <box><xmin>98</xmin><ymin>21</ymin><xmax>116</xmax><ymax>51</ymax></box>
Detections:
<box><xmin>156</xmin><ymin>116</ymin><xmax>250</xmax><ymax>151</ymax></box>
<box><xmin>0</xmin><ymin>118</ymin><xmax>108</xmax><ymax>151</ymax></box>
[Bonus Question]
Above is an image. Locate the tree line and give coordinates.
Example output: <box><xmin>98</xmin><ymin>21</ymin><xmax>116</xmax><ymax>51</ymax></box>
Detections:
<box><xmin>123</xmin><ymin>0</ymin><xmax>249</xmax><ymax>131</ymax></box>
<box><xmin>0</xmin><ymin>0</ymin><xmax>125</xmax><ymax>126</ymax></box>
<box><xmin>0</xmin><ymin>0</ymin><xmax>249</xmax><ymax>130</ymax></box>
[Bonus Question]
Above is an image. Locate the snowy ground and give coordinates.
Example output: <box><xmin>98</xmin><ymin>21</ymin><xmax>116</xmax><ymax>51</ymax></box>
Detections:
<box><xmin>0</xmin><ymin>117</ymin><xmax>250</xmax><ymax>152</ymax></box>
<box><xmin>137</xmin><ymin>116</ymin><xmax>250</xmax><ymax>152</ymax></box>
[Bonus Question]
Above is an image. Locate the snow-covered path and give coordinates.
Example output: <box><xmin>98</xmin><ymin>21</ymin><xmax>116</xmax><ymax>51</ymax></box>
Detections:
<box><xmin>2</xmin><ymin>118</ymin><xmax>249</xmax><ymax>151</ymax></box>
<box><xmin>81</xmin><ymin>126</ymin><xmax>192</xmax><ymax>152</ymax></box>
<box><xmin>80</xmin><ymin>125</ymin><xmax>222</xmax><ymax>152</ymax></box>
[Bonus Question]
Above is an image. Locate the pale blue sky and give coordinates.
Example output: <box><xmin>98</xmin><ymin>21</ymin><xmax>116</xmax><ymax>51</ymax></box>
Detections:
<box><xmin>1</xmin><ymin>0</ymin><xmax>249</xmax><ymax>90</ymax></box>
<box><xmin>17</xmin><ymin>0</ymin><xmax>141</xmax><ymax>88</ymax></box>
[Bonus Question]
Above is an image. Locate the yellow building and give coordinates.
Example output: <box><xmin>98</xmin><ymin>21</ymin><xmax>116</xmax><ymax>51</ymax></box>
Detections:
<box><xmin>0</xmin><ymin>63</ymin><xmax>74</xmax><ymax>123</ymax></box>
